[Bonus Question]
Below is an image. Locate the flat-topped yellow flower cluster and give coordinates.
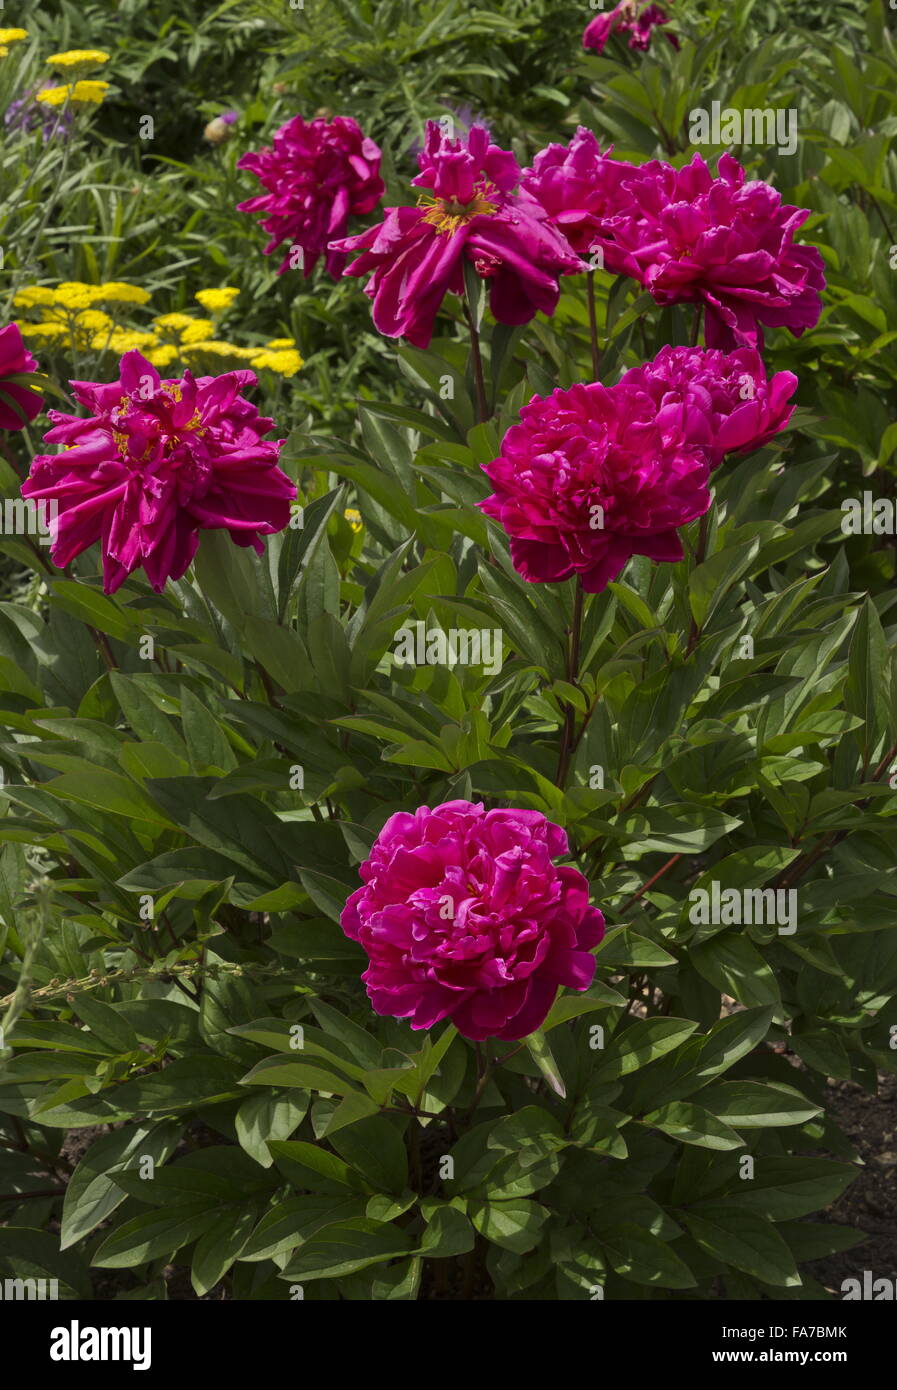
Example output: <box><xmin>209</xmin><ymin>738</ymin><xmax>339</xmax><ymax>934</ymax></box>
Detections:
<box><xmin>13</xmin><ymin>282</ymin><xmax>303</xmax><ymax>376</ymax></box>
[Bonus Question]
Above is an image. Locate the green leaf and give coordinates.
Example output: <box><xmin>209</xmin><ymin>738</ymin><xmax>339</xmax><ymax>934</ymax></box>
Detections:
<box><xmin>49</xmin><ymin>581</ymin><xmax>134</xmax><ymax>642</ymax></box>
<box><xmin>70</xmin><ymin>994</ymin><xmax>140</xmax><ymax>1055</ymax></box>
<box><xmin>542</xmin><ymin>984</ymin><xmax>627</xmax><ymax>1027</ymax></box>
<box><xmin>179</xmin><ymin>687</ymin><xmax>238</xmax><ymax>773</ymax></box>
<box><xmin>61</xmin><ymin>1121</ymin><xmax>181</xmax><ymax>1250</ymax></box>
<box><xmin>525</xmin><ymin>1030</ymin><xmax>567</xmax><ymax>1098</ymax></box>
<box><xmin>418</xmin><ymin>1204</ymin><xmax>476</xmax><ymax>1258</ymax></box>
<box><xmin>103</xmin><ymin>1056</ymin><xmax>246</xmax><ymax>1115</ymax></box>
<box><xmin>699</xmin><ymin>1080</ymin><xmax>822</xmax><ymax>1129</ymax></box>
<box><xmin>688</xmin><ymin>1007</ymin><xmax>776</xmax><ymax>1088</ymax></box>
<box><xmin>239</xmin><ymin>1053</ymin><xmax>364</xmax><ymax>1098</ymax></box>
<box><xmin>642</xmin><ymin>1102</ymin><xmax>744</xmax><ymax>1150</ymax></box>
<box><xmin>788</xmin><ymin>1028</ymin><xmax>852</xmax><ymax>1081</ymax></box>
<box><xmin>328</xmin><ymin>1116</ymin><xmax>408</xmax><ymax>1194</ymax></box>
<box><xmin>0</xmin><ymin>1228</ymin><xmax>92</xmax><ymax>1300</ymax></box>
<box><xmin>722</xmin><ymin>1157</ymin><xmax>857</xmax><ymax>1220</ymax></box>
<box><xmin>594</xmin><ymin>928</ymin><xmax>677</xmax><ymax>968</ymax></box>
<box><xmin>845</xmin><ymin>597</ymin><xmax>890</xmax><ymax>756</ymax></box>
<box><xmin>43</xmin><ymin>770</ymin><xmax>172</xmax><ymax>826</ymax></box>
<box><xmin>92</xmin><ymin>1203</ymin><xmax>218</xmax><ymax>1269</ymax></box>
<box><xmin>592</xmin><ymin>1018</ymin><xmax>698</xmax><ymax>1083</ymax></box>
<box><xmin>267</xmin><ymin>1140</ymin><xmax>367</xmax><ymax>1194</ymax></box>
<box><xmin>691</xmin><ymin>933</ymin><xmax>782</xmax><ymax>1010</ymax></box>
<box><xmin>684</xmin><ymin>1206</ymin><xmax>801</xmax><ymax>1287</ymax></box>
<box><xmin>110</xmin><ymin>673</ymin><xmax>185</xmax><ymax>753</ymax></box>
<box><xmin>234</xmin><ymin>1092</ymin><xmax>310</xmax><ymax>1167</ymax></box>
<box><xmin>193</xmin><ymin>527</ymin><xmax>264</xmax><ymax>628</ymax></box>
<box><xmin>602</xmin><ymin>1222</ymin><xmax>698</xmax><ymax>1289</ymax></box>
<box><xmin>280</xmin><ymin>1217</ymin><xmax>414</xmax><ymax>1280</ymax></box>
<box><xmin>468</xmin><ymin>1198</ymin><xmax>549</xmax><ymax>1254</ymax></box>
<box><xmin>190</xmin><ymin>1206</ymin><xmax>258</xmax><ymax>1296</ymax></box>
<box><xmin>240</xmin><ymin>1196</ymin><xmax>366</xmax><ymax>1263</ymax></box>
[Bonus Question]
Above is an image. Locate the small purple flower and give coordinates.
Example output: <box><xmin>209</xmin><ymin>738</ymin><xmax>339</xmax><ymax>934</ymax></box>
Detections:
<box><xmin>6</xmin><ymin>87</ymin><xmax>73</xmax><ymax>142</ymax></box>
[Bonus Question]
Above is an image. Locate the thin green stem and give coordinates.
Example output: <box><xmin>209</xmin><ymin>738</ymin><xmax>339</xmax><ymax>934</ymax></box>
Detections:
<box><xmin>0</xmin><ymin>882</ymin><xmax>52</xmax><ymax>1059</ymax></box>
<box><xmin>556</xmin><ymin>580</ymin><xmax>585</xmax><ymax>788</ymax></box>
<box><xmin>586</xmin><ymin>270</ymin><xmax>601</xmax><ymax>380</ymax></box>
<box><xmin>463</xmin><ymin>297</ymin><xmax>489</xmax><ymax>425</ymax></box>
<box><xmin>685</xmin><ymin>506</ymin><xmax>712</xmax><ymax>655</ymax></box>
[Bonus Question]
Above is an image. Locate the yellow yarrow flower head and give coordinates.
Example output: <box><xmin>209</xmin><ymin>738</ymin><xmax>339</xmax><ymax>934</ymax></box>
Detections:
<box><xmin>0</xmin><ymin>30</ymin><xmax>29</xmax><ymax>44</ymax></box>
<box><xmin>194</xmin><ymin>287</ymin><xmax>240</xmax><ymax>313</ymax></box>
<box><xmin>178</xmin><ymin>318</ymin><xmax>216</xmax><ymax>344</ymax></box>
<box><xmin>152</xmin><ymin>312</ymin><xmax>196</xmax><ymax>336</ymax></box>
<box><xmin>18</xmin><ymin>321</ymin><xmax>66</xmax><ymax>339</ymax></box>
<box><xmin>265</xmin><ymin>337</ymin><xmax>296</xmax><ymax>349</ymax></box>
<box><xmin>95</xmin><ymin>282</ymin><xmax>152</xmax><ymax>305</ymax></box>
<box><xmin>249</xmin><ymin>348</ymin><xmax>303</xmax><ymax>377</ymax></box>
<box><xmin>96</xmin><ymin>329</ymin><xmax>158</xmax><ymax>354</ymax></box>
<box><xmin>13</xmin><ymin>287</ymin><xmax>56</xmax><ymax>309</ymax></box>
<box><xmin>36</xmin><ymin>80</ymin><xmax>109</xmax><ymax>107</ymax></box>
<box><xmin>146</xmin><ymin>344</ymin><xmax>179</xmax><ymax>369</ymax></box>
<box><xmin>47</xmin><ymin>49</ymin><xmax>110</xmax><ymax>72</ymax></box>
<box><xmin>51</xmin><ymin>282</ymin><xmax>100</xmax><ymax>310</ymax></box>
<box><xmin>74</xmin><ymin>309</ymin><xmax>114</xmax><ymax>332</ymax></box>
<box><xmin>180</xmin><ymin>340</ymin><xmax>256</xmax><ymax>360</ymax></box>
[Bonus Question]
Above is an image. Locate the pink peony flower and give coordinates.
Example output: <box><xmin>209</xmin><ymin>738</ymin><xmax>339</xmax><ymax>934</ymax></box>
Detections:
<box><xmin>341</xmin><ymin>800</ymin><xmax>605</xmax><ymax>1041</ymax></box>
<box><xmin>520</xmin><ymin>126</ymin><xmax>644</xmax><ymax>275</ymax></box>
<box><xmin>0</xmin><ymin>322</ymin><xmax>43</xmax><ymax>430</ymax></box>
<box><xmin>479</xmin><ymin>375</ymin><xmax>711</xmax><ymax>593</ymax></box>
<box><xmin>22</xmin><ymin>350</ymin><xmax>294</xmax><ymax>594</ymax></box>
<box><xmin>583</xmin><ymin>0</ymin><xmax>678</xmax><ymax>55</ymax></box>
<box><xmin>237</xmin><ymin>114</ymin><xmax>384</xmax><ymax>279</ymax></box>
<box><xmin>331</xmin><ymin>121</ymin><xmax>583</xmax><ymax>348</ymax></box>
<box><xmin>616</xmin><ymin>152</ymin><xmax>826</xmax><ymax>350</ymax></box>
<box><xmin>618</xmin><ymin>344</ymin><xmax>798</xmax><ymax>467</ymax></box>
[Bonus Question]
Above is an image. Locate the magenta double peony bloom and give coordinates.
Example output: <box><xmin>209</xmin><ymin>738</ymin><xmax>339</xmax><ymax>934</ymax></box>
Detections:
<box><xmin>520</xmin><ymin>126</ymin><xmax>642</xmax><ymax>276</ymax></box>
<box><xmin>583</xmin><ymin>0</ymin><xmax>677</xmax><ymax>54</ymax></box>
<box><xmin>618</xmin><ymin>345</ymin><xmax>798</xmax><ymax>468</ymax></box>
<box><xmin>615</xmin><ymin>152</ymin><xmax>825</xmax><ymax>350</ymax></box>
<box><xmin>479</xmin><ymin>372</ymin><xmax>712</xmax><ymax>593</ymax></box>
<box><xmin>0</xmin><ymin>322</ymin><xmax>43</xmax><ymax>430</ymax></box>
<box><xmin>341</xmin><ymin>800</ymin><xmax>605</xmax><ymax>1041</ymax></box>
<box><xmin>331</xmin><ymin>121</ymin><xmax>582</xmax><ymax>348</ymax></box>
<box><xmin>22</xmin><ymin>351</ymin><xmax>294</xmax><ymax>594</ymax></box>
<box><xmin>237</xmin><ymin>114</ymin><xmax>384</xmax><ymax>279</ymax></box>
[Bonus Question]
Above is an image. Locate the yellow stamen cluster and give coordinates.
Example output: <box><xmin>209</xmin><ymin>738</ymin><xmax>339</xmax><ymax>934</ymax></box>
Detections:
<box><xmin>417</xmin><ymin>189</ymin><xmax>499</xmax><ymax>236</ymax></box>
